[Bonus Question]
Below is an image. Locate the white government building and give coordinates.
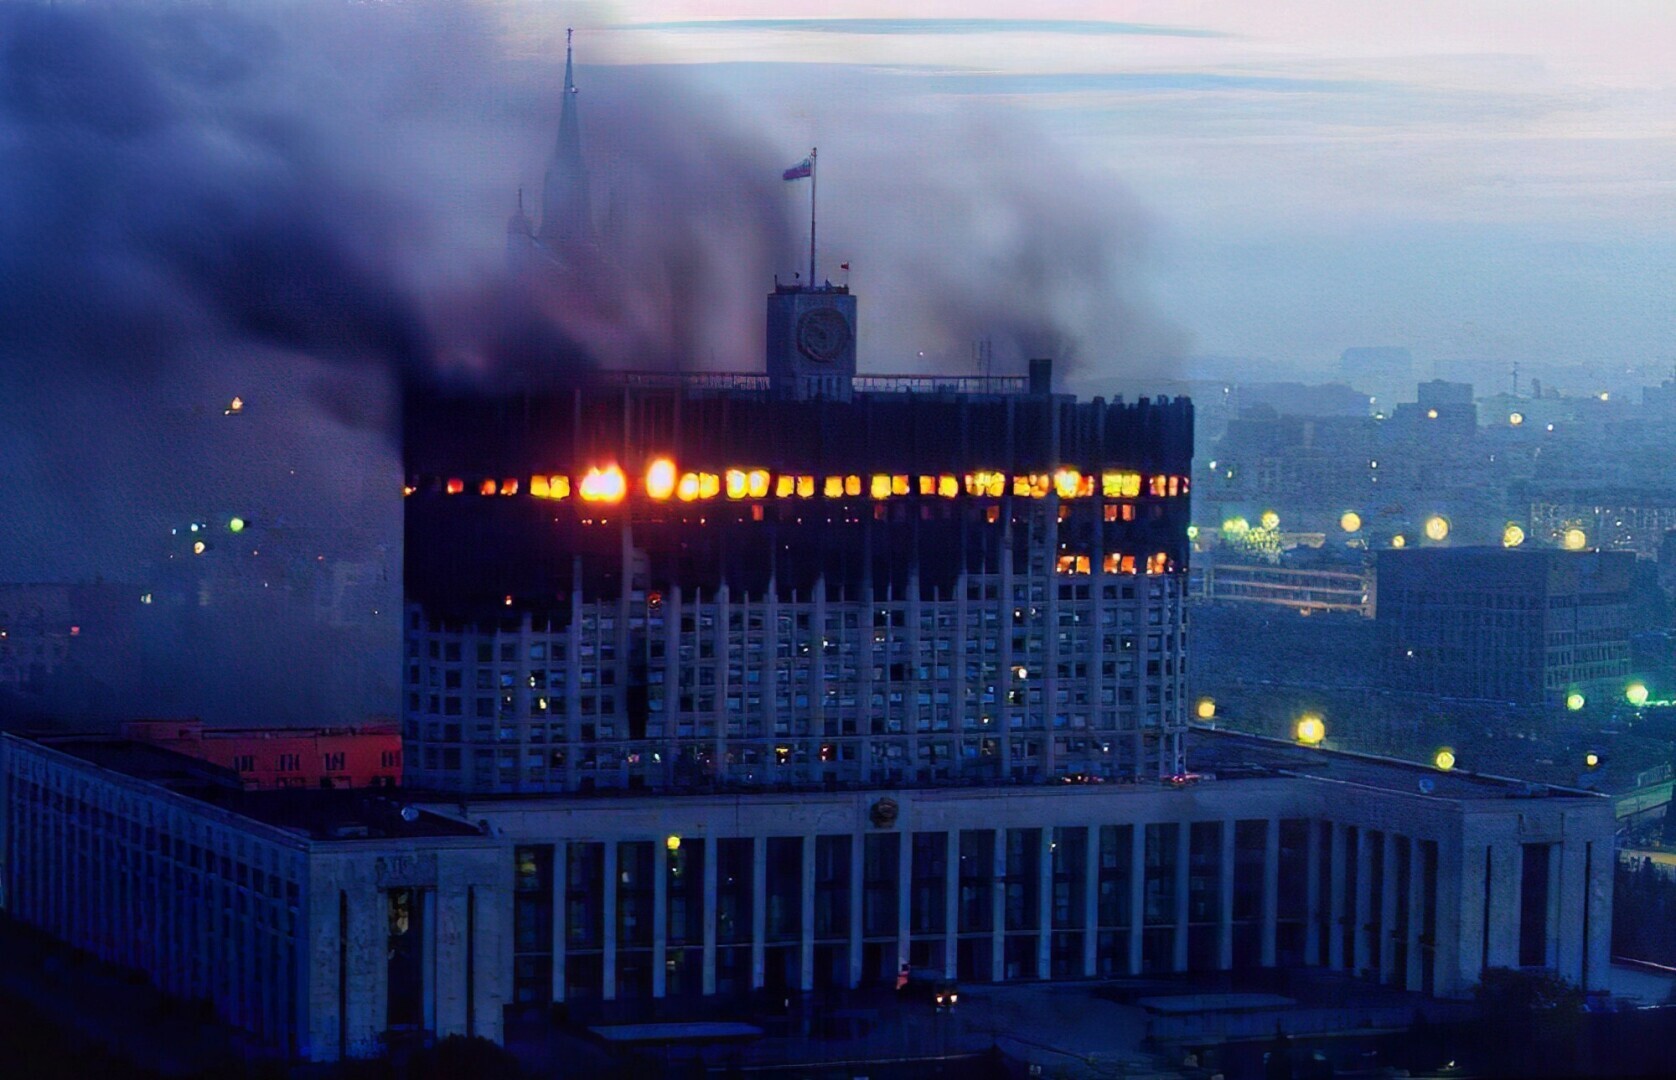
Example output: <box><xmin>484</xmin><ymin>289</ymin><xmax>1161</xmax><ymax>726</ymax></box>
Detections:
<box><xmin>1</xmin><ymin>725</ymin><xmax>1614</xmax><ymax>1062</ymax></box>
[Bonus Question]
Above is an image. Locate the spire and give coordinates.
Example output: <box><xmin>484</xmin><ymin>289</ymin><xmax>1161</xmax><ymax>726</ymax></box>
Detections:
<box><xmin>538</xmin><ymin>27</ymin><xmax>594</xmax><ymax>249</ymax></box>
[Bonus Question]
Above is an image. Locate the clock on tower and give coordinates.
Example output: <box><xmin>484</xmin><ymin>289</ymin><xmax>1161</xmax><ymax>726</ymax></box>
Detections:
<box><xmin>766</xmin><ymin>282</ymin><xmax>857</xmax><ymax>400</ymax></box>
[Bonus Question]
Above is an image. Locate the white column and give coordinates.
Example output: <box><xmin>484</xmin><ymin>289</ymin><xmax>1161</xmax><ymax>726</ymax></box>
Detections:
<box><xmin>1037</xmin><ymin>828</ymin><xmax>1054</xmax><ymax>977</ymax></box>
<box><xmin>1406</xmin><ymin>838</ymin><xmax>1425</xmax><ymax>993</ymax></box>
<box><xmin>1260</xmin><ymin>818</ymin><xmax>1280</xmax><ymax>968</ymax></box>
<box><xmin>751</xmin><ymin>836</ymin><xmax>767</xmax><ymax>989</ymax></box>
<box><xmin>944</xmin><ymin>830</ymin><xmax>960</xmax><ymax>979</ymax></box>
<box><xmin>702</xmin><ymin>838</ymin><xmax>718</xmax><ymax>996</ymax></box>
<box><xmin>1304</xmin><ymin>820</ymin><xmax>1322</xmax><ymax>966</ymax></box>
<box><xmin>1128</xmin><ymin>825</ymin><xmax>1145</xmax><ymax>975</ymax></box>
<box><xmin>1584</xmin><ymin>838</ymin><xmax>1612</xmax><ymax>992</ymax></box>
<box><xmin>652</xmin><ymin>839</ymin><xmax>669</xmax><ymax>998</ymax></box>
<box><xmin>1173</xmin><ymin>823</ymin><xmax>1190</xmax><ymax>972</ymax></box>
<box><xmin>1379</xmin><ymin>834</ymin><xmax>1398</xmax><ymax>984</ymax></box>
<box><xmin>800</xmin><ymin>836</ymin><xmax>816</xmax><ymax>992</ymax></box>
<box><xmin>602</xmin><ymin>842</ymin><xmax>618</xmax><ymax>1000</ymax></box>
<box><xmin>848</xmin><ymin>834</ymin><xmax>864</xmax><ymax>988</ymax></box>
<box><xmin>1328</xmin><ymin>823</ymin><xmax>1346</xmax><ymax>970</ymax></box>
<box><xmin>551</xmin><ymin>843</ymin><xmax>567</xmax><ymax>1003</ymax></box>
<box><xmin>991</xmin><ymin>828</ymin><xmax>1007</xmax><ymax>980</ymax></box>
<box><xmin>1486</xmin><ymin>843</ymin><xmax>1522</xmax><ymax>971</ymax></box>
<box><xmin>897</xmin><ymin>831</ymin><xmax>913</xmax><ymax>975</ymax></box>
<box><xmin>1082</xmin><ymin>825</ymin><xmax>1100</xmax><ymax>976</ymax></box>
<box><xmin>1217</xmin><ymin>821</ymin><xmax>1235</xmax><ymax>970</ymax></box>
<box><xmin>1353</xmin><ymin>829</ymin><xmax>1373</xmax><ymax>976</ymax></box>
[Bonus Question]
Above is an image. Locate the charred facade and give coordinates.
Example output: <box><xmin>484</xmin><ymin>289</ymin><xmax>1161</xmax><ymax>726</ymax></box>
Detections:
<box><xmin>402</xmin><ymin>333</ymin><xmax>1194</xmax><ymax>793</ymax></box>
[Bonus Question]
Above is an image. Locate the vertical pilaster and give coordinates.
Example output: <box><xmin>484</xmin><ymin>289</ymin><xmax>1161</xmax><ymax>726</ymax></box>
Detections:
<box><xmin>1261</xmin><ymin>818</ymin><xmax>1280</xmax><ymax>968</ymax></box>
<box><xmin>1218</xmin><ymin>822</ymin><xmax>1236</xmax><ymax>970</ymax></box>
<box><xmin>1328</xmin><ymin>823</ymin><xmax>1346</xmax><ymax>970</ymax></box>
<box><xmin>652</xmin><ymin>840</ymin><xmax>669</xmax><ymax>998</ymax></box>
<box><xmin>751</xmin><ymin>836</ymin><xmax>767</xmax><ymax>989</ymax></box>
<box><xmin>1038</xmin><ymin>827</ymin><xmax>1054</xmax><ymax>977</ymax></box>
<box><xmin>800</xmin><ymin>836</ymin><xmax>816</xmax><ymax>992</ymax></box>
<box><xmin>1379</xmin><ymin>834</ymin><xmax>1398</xmax><ymax>984</ymax></box>
<box><xmin>1173</xmin><ymin>822</ymin><xmax>1190</xmax><ymax>973</ymax></box>
<box><xmin>552</xmin><ymin>843</ymin><xmax>567</xmax><ymax>1002</ymax></box>
<box><xmin>1082</xmin><ymin>825</ymin><xmax>1099</xmax><ymax>976</ymax></box>
<box><xmin>1406</xmin><ymin>837</ymin><xmax>1424</xmax><ymax>993</ymax></box>
<box><xmin>896</xmin><ymin>829</ymin><xmax>912</xmax><ymax>975</ymax></box>
<box><xmin>848</xmin><ymin>833</ymin><xmax>864</xmax><ymax>988</ymax></box>
<box><xmin>1128</xmin><ymin>825</ymin><xmax>1145</xmax><ymax>975</ymax></box>
<box><xmin>1353</xmin><ymin>829</ymin><xmax>1373</xmax><ymax>976</ymax></box>
<box><xmin>602</xmin><ymin>841</ymin><xmax>618</xmax><ymax>1000</ymax></box>
<box><xmin>944</xmin><ymin>830</ymin><xmax>960</xmax><ymax>979</ymax></box>
<box><xmin>991</xmin><ymin>828</ymin><xmax>1007</xmax><ymax>980</ymax></box>
<box><xmin>702</xmin><ymin>837</ymin><xmax>718</xmax><ymax>995</ymax></box>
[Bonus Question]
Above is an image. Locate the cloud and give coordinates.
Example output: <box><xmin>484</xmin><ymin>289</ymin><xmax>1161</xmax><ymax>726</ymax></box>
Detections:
<box><xmin>622</xmin><ymin>18</ymin><xmax>1230</xmax><ymax>39</ymax></box>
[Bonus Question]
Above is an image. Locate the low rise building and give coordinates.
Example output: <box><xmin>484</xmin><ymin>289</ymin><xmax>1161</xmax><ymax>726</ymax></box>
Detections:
<box><xmin>1</xmin><ymin>727</ymin><xmax>1614</xmax><ymax>1062</ymax></box>
<box><xmin>121</xmin><ymin>719</ymin><xmax>402</xmax><ymax>789</ymax></box>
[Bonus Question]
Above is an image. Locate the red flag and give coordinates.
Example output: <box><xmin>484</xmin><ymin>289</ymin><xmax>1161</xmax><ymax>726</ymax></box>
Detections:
<box><xmin>840</xmin><ymin>262</ymin><xmax>850</xmax><ymax>271</ymax></box>
<box><xmin>782</xmin><ymin>158</ymin><xmax>812</xmax><ymax>181</ymax></box>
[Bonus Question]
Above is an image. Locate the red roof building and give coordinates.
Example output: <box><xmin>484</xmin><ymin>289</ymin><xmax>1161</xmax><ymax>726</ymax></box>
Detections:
<box><xmin>121</xmin><ymin>720</ymin><xmax>401</xmax><ymax>790</ymax></box>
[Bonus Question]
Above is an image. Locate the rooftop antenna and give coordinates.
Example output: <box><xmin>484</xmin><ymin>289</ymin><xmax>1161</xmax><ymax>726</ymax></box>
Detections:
<box><xmin>809</xmin><ymin>147</ymin><xmax>818</xmax><ymax>285</ymax></box>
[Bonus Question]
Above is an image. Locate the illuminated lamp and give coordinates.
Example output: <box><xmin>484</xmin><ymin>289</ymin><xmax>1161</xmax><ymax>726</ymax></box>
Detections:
<box><xmin>1424</xmin><ymin>515</ymin><xmax>1449</xmax><ymax>542</ymax></box>
<box><xmin>1502</xmin><ymin>523</ymin><xmax>1525</xmax><ymax>548</ymax></box>
<box><xmin>1260</xmin><ymin>510</ymin><xmax>1279</xmax><ymax>530</ymax></box>
<box><xmin>1391</xmin><ymin>534</ymin><xmax>1407</xmax><ymax>549</ymax></box>
<box><xmin>1196</xmin><ymin>698</ymin><xmax>1215</xmax><ymax>720</ymax></box>
<box><xmin>193</xmin><ymin>540</ymin><xmax>206</xmax><ymax>555</ymax></box>
<box><xmin>1509</xmin><ymin>412</ymin><xmax>1524</xmax><ymax>426</ymax></box>
<box><xmin>1563</xmin><ymin>527</ymin><xmax>1587</xmax><ymax>551</ymax></box>
<box><xmin>1187</xmin><ymin>525</ymin><xmax>1200</xmax><ymax>540</ymax></box>
<box><xmin>1566</xmin><ymin>691</ymin><xmax>1585</xmax><ymax>712</ymax></box>
<box><xmin>1627</xmin><ymin>683</ymin><xmax>1650</xmax><ymax>707</ymax></box>
<box><xmin>1296</xmin><ymin>715</ymin><xmax>1325</xmax><ymax>745</ymax></box>
<box><xmin>666</xmin><ymin>835</ymin><xmax>681</xmax><ymax>852</ymax></box>
<box><xmin>1427</xmin><ymin>408</ymin><xmax>1439</xmax><ymax>419</ymax></box>
<box><xmin>1585</xmin><ymin>752</ymin><xmax>1600</xmax><ymax>769</ymax></box>
<box><xmin>1223</xmin><ymin>517</ymin><xmax>1249</xmax><ymax>534</ymax></box>
<box><xmin>1433</xmin><ymin>748</ymin><xmax>1456</xmax><ymax>771</ymax></box>
<box><xmin>1340</xmin><ymin>511</ymin><xmax>1362</xmax><ymax>533</ymax></box>
<box><xmin>228</xmin><ymin>517</ymin><xmax>246</xmax><ymax>533</ymax></box>
<box><xmin>645</xmin><ymin>459</ymin><xmax>677</xmax><ymax>500</ymax></box>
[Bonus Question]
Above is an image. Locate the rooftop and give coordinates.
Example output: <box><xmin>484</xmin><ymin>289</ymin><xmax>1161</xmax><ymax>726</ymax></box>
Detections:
<box><xmin>15</xmin><ymin>734</ymin><xmax>479</xmax><ymax>842</ymax></box>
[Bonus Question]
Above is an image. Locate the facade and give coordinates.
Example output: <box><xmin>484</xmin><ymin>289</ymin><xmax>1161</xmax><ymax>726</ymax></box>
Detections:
<box><xmin>122</xmin><ymin>720</ymin><xmax>403</xmax><ymax>790</ymax></box>
<box><xmin>1193</xmin><ymin>560</ymin><xmax>1374</xmax><ymax>616</ymax></box>
<box><xmin>1375</xmin><ymin>547</ymin><xmax>1633</xmax><ymax>703</ymax></box>
<box><xmin>402</xmin><ymin>347</ymin><xmax>1194</xmax><ymax>795</ymax></box>
<box><xmin>0</xmin><ymin>727</ymin><xmax>1616</xmax><ymax>1062</ymax></box>
<box><xmin>0</xmin><ymin>733</ymin><xmax>502</xmax><ymax>1062</ymax></box>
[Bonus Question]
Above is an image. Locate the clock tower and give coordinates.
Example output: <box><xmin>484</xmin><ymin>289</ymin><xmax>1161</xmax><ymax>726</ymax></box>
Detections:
<box><xmin>765</xmin><ymin>282</ymin><xmax>857</xmax><ymax>401</ymax></box>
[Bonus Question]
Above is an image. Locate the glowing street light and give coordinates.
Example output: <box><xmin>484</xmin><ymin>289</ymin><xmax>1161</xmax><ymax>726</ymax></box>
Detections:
<box><xmin>1196</xmin><ymin>697</ymin><xmax>1216</xmax><ymax>720</ymax></box>
<box><xmin>1502</xmin><ymin>523</ymin><xmax>1526</xmax><ymax>548</ymax></box>
<box><xmin>666</xmin><ymin>835</ymin><xmax>682</xmax><ymax>852</ymax></box>
<box><xmin>1340</xmin><ymin>511</ymin><xmax>1362</xmax><ymax>533</ymax></box>
<box><xmin>1434</xmin><ymin>748</ymin><xmax>1456</xmax><ymax>772</ymax></box>
<box><xmin>1562</xmin><ymin>528</ymin><xmax>1587</xmax><ymax>551</ymax></box>
<box><xmin>1296</xmin><ymin>715</ymin><xmax>1326</xmax><ymax>746</ymax></box>
<box><xmin>1565</xmin><ymin>691</ymin><xmax>1585</xmax><ymax>712</ymax></box>
<box><xmin>1424</xmin><ymin>515</ymin><xmax>1449</xmax><ymax>542</ymax></box>
<box><xmin>1260</xmin><ymin>510</ymin><xmax>1280</xmax><ymax>530</ymax></box>
<box><xmin>1627</xmin><ymin>683</ymin><xmax>1650</xmax><ymax>707</ymax></box>
<box><xmin>1584</xmin><ymin>752</ymin><xmax>1600</xmax><ymax>769</ymax></box>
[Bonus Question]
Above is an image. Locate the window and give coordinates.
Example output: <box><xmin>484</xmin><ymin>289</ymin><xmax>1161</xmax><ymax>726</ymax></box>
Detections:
<box><xmin>233</xmin><ymin>755</ymin><xmax>255</xmax><ymax>772</ymax></box>
<box><xmin>324</xmin><ymin>752</ymin><xmax>346</xmax><ymax>772</ymax></box>
<box><xmin>277</xmin><ymin>754</ymin><xmax>301</xmax><ymax>772</ymax></box>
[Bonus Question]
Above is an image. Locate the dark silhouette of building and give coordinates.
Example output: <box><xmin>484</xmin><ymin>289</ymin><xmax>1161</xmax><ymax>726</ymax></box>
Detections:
<box><xmin>1376</xmin><ymin>547</ymin><xmax>1633</xmax><ymax>703</ymax></box>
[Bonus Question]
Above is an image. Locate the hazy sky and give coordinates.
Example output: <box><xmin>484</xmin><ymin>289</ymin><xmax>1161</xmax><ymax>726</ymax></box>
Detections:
<box><xmin>566</xmin><ymin>2</ymin><xmax>1676</xmax><ymax>385</ymax></box>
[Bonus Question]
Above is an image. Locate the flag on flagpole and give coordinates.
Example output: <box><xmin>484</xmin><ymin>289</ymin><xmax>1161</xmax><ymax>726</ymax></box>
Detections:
<box><xmin>839</xmin><ymin>262</ymin><xmax>850</xmax><ymax>271</ymax></box>
<box><xmin>783</xmin><ymin>157</ymin><xmax>812</xmax><ymax>181</ymax></box>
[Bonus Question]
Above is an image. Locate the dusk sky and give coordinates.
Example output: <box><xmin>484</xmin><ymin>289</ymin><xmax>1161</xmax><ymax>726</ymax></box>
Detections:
<box><xmin>574</xmin><ymin>2</ymin><xmax>1676</xmax><ymax>387</ymax></box>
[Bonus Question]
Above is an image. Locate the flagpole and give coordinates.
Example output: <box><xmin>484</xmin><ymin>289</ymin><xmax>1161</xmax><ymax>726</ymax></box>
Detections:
<box><xmin>809</xmin><ymin>147</ymin><xmax>818</xmax><ymax>287</ymax></box>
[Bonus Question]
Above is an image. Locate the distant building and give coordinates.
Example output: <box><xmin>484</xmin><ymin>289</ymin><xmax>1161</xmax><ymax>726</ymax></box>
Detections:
<box><xmin>121</xmin><ymin>720</ymin><xmax>402</xmax><ymax>789</ymax></box>
<box><xmin>1376</xmin><ymin>548</ymin><xmax>1633</xmax><ymax>703</ymax></box>
<box><xmin>0</xmin><ymin>727</ymin><xmax>1618</xmax><ymax>1061</ymax></box>
<box><xmin>0</xmin><ymin>582</ymin><xmax>143</xmax><ymax>704</ymax></box>
<box><xmin>1338</xmin><ymin>347</ymin><xmax>1413</xmax><ymax>409</ymax></box>
<box><xmin>1194</xmin><ymin>560</ymin><xmax>1374</xmax><ymax>616</ymax></box>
